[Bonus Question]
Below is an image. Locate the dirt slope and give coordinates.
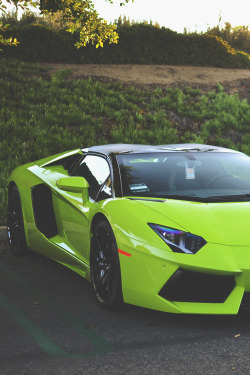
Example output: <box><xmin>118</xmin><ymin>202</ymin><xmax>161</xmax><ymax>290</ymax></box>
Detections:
<box><xmin>42</xmin><ymin>63</ymin><xmax>250</xmax><ymax>101</ymax></box>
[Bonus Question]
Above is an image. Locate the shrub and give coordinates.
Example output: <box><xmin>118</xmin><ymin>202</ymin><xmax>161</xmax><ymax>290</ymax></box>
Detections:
<box><xmin>207</xmin><ymin>22</ymin><xmax>250</xmax><ymax>54</ymax></box>
<box><xmin>2</xmin><ymin>24</ymin><xmax>80</xmax><ymax>62</ymax></box>
<box><xmin>1</xmin><ymin>23</ymin><xmax>250</xmax><ymax>68</ymax></box>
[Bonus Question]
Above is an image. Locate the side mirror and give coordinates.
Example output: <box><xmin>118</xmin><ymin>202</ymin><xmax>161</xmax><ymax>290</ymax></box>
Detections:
<box><xmin>56</xmin><ymin>177</ymin><xmax>89</xmax><ymax>204</ymax></box>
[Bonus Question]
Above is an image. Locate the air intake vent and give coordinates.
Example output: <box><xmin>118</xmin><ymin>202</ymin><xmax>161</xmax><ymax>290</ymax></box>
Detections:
<box><xmin>159</xmin><ymin>269</ymin><xmax>235</xmax><ymax>303</ymax></box>
<box><xmin>32</xmin><ymin>184</ymin><xmax>58</xmax><ymax>238</ymax></box>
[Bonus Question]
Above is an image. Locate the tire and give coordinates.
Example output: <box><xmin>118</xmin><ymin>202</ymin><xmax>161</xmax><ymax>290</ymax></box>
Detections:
<box><xmin>90</xmin><ymin>220</ymin><xmax>123</xmax><ymax>310</ymax></box>
<box><xmin>7</xmin><ymin>185</ymin><xmax>28</xmax><ymax>256</ymax></box>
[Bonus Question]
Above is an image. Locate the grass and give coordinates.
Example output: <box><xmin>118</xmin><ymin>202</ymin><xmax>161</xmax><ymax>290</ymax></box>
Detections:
<box><xmin>1</xmin><ymin>58</ymin><xmax>250</xmax><ymax>224</ymax></box>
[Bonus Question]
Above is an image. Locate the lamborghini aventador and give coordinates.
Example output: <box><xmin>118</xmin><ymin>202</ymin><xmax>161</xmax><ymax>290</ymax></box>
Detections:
<box><xmin>7</xmin><ymin>143</ymin><xmax>250</xmax><ymax>314</ymax></box>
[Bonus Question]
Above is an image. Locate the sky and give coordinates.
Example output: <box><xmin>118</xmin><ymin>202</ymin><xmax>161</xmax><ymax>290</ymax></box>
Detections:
<box><xmin>2</xmin><ymin>0</ymin><xmax>250</xmax><ymax>33</ymax></box>
<box><xmin>93</xmin><ymin>0</ymin><xmax>250</xmax><ymax>33</ymax></box>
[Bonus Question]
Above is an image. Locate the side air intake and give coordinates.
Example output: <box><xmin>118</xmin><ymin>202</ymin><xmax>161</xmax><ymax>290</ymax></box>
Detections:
<box><xmin>32</xmin><ymin>184</ymin><xmax>58</xmax><ymax>238</ymax></box>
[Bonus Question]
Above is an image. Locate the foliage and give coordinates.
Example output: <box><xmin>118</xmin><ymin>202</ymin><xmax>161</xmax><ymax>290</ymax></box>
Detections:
<box><xmin>0</xmin><ymin>0</ymin><xmax>37</xmax><ymax>14</ymax></box>
<box><xmin>0</xmin><ymin>21</ymin><xmax>18</xmax><ymax>50</ymax></box>
<box><xmin>39</xmin><ymin>0</ymin><xmax>63</xmax><ymax>13</ymax></box>
<box><xmin>79</xmin><ymin>24</ymin><xmax>250</xmax><ymax>67</ymax></box>
<box><xmin>2</xmin><ymin>24</ymin><xmax>80</xmax><ymax>62</ymax></box>
<box><xmin>1</xmin><ymin>20</ymin><xmax>250</xmax><ymax>67</ymax></box>
<box><xmin>206</xmin><ymin>22</ymin><xmax>250</xmax><ymax>54</ymax></box>
<box><xmin>47</xmin><ymin>0</ymin><xmax>119</xmax><ymax>48</ymax></box>
<box><xmin>1</xmin><ymin>59</ymin><xmax>250</xmax><ymax>224</ymax></box>
<box><xmin>115</xmin><ymin>15</ymin><xmax>161</xmax><ymax>28</ymax></box>
<box><xmin>41</xmin><ymin>10</ymin><xmax>76</xmax><ymax>30</ymax></box>
<box><xmin>0</xmin><ymin>0</ymin><xmax>132</xmax><ymax>49</ymax></box>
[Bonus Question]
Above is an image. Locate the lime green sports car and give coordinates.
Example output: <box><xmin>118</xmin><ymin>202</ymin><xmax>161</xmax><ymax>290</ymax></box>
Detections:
<box><xmin>7</xmin><ymin>144</ymin><xmax>250</xmax><ymax>314</ymax></box>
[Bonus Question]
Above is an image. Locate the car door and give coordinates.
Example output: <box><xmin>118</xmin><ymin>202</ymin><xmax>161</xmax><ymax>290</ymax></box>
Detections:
<box><xmin>53</xmin><ymin>154</ymin><xmax>112</xmax><ymax>265</ymax></box>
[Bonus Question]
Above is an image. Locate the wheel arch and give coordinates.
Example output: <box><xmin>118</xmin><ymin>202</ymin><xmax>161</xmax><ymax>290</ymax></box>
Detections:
<box><xmin>7</xmin><ymin>181</ymin><xmax>29</xmax><ymax>253</ymax></box>
<box><xmin>8</xmin><ymin>180</ymin><xmax>17</xmax><ymax>191</ymax></box>
<box><xmin>89</xmin><ymin>213</ymin><xmax>123</xmax><ymax>309</ymax></box>
<box><xmin>91</xmin><ymin>212</ymin><xmax>110</xmax><ymax>233</ymax></box>
<box><xmin>7</xmin><ymin>180</ymin><xmax>31</xmax><ymax>248</ymax></box>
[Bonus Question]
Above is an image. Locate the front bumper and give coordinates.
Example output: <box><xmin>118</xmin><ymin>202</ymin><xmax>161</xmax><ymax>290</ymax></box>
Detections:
<box><xmin>117</xmin><ymin>235</ymin><xmax>250</xmax><ymax>314</ymax></box>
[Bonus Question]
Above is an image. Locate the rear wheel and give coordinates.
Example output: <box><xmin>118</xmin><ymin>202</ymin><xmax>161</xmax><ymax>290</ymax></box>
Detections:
<box><xmin>90</xmin><ymin>220</ymin><xmax>123</xmax><ymax>310</ymax></box>
<box><xmin>7</xmin><ymin>185</ymin><xmax>28</xmax><ymax>256</ymax></box>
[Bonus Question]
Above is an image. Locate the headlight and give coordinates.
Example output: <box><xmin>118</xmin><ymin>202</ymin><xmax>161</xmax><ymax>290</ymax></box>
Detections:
<box><xmin>148</xmin><ymin>223</ymin><xmax>206</xmax><ymax>254</ymax></box>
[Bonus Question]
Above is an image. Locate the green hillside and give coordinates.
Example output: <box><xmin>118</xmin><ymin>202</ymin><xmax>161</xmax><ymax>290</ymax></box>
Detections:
<box><xmin>0</xmin><ymin>59</ymin><xmax>250</xmax><ymax>224</ymax></box>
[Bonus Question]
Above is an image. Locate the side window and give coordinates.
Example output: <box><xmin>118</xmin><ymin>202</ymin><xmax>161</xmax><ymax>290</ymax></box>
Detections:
<box><xmin>74</xmin><ymin>155</ymin><xmax>111</xmax><ymax>200</ymax></box>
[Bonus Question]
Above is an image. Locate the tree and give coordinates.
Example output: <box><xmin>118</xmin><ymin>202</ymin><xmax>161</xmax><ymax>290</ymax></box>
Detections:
<box><xmin>207</xmin><ymin>22</ymin><xmax>250</xmax><ymax>54</ymax></box>
<box><xmin>0</xmin><ymin>0</ymin><xmax>38</xmax><ymax>18</ymax></box>
<box><xmin>0</xmin><ymin>22</ymin><xmax>18</xmax><ymax>51</ymax></box>
<box><xmin>0</xmin><ymin>0</ymin><xmax>132</xmax><ymax>49</ymax></box>
<box><xmin>0</xmin><ymin>0</ymin><xmax>39</xmax><ymax>50</ymax></box>
<box><xmin>39</xmin><ymin>0</ymin><xmax>62</xmax><ymax>13</ymax></box>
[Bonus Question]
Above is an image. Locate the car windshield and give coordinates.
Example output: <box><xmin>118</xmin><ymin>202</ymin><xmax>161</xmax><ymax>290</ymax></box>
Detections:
<box><xmin>116</xmin><ymin>152</ymin><xmax>250</xmax><ymax>202</ymax></box>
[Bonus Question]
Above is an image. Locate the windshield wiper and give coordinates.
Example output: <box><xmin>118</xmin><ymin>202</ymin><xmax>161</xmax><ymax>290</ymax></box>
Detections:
<box><xmin>161</xmin><ymin>194</ymin><xmax>208</xmax><ymax>202</ymax></box>
<box><xmin>208</xmin><ymin>194</ymin><xmax>250</xmax><ymax>201</ymax></box>
<box><xmin>128</xmin><ymin>194</ymin><xmax>205</xmax><ymax>202</ymax></box>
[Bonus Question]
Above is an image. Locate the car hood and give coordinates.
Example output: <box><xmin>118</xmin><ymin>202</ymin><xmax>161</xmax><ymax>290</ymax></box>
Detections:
<box><xmin>135</xmin><ymin>198</ymin><xmax>250</xmax><ymax>246</ymax></box>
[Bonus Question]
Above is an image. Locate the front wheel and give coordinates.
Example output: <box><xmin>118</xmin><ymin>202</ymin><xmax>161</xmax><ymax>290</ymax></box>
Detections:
<box><xmin>90</xmin><ymin>220</ymin><xmax>123</xmax><ymax>310</ymax></box>
<box><xmin>7</xmin><ymin>185</ymin><xmax>28</xmax><ymax>256</ymax></box>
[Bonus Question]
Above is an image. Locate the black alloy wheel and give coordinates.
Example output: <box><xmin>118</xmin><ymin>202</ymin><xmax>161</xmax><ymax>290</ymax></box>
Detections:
<box><xmin>7</xmin><ymin>185</ymin><xmax>28</xmax><ymax>256</ymax></box>
<box><xmin>90</xmin><ymin>220</ymin><xmax>123</xmax><ymax>310</ymax></box>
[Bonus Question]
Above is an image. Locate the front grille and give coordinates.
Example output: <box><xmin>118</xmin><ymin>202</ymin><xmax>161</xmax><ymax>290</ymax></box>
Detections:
<box><xmin>159</xmin><ymin>269</ymin><xmax>235</xmax><ymax>303</ymax></box>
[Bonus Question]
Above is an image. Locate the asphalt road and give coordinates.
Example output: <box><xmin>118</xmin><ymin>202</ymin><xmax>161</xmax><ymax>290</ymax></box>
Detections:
<box><xmin>1</xmin><ymin>241</ymin><xmax>250</xmax><ymax>375</ymax></box>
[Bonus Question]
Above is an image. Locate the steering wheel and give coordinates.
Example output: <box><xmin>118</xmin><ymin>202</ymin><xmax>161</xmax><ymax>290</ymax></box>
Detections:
<box><xmin>207</xmin><ymin>174</ymin><xmax>232</xmax><ymax>188</ymax></box>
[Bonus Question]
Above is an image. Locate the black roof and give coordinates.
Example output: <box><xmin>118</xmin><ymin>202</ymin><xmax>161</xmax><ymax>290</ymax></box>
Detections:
<box><xmin>85</xmin><ymin>143</ymin><xmax>238</xmax><ymax>156</ymax></box>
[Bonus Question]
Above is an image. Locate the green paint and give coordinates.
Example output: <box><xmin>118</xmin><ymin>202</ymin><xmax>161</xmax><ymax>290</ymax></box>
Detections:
<box><xmin>10</xmin><ymin>146</ymin><xmax>249</xmax><ymax>316</ymax></box>
<box><xmin>0</xmin><ymin>263</ymin><xmax>112</xmax><ymax>357</ymax></box>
